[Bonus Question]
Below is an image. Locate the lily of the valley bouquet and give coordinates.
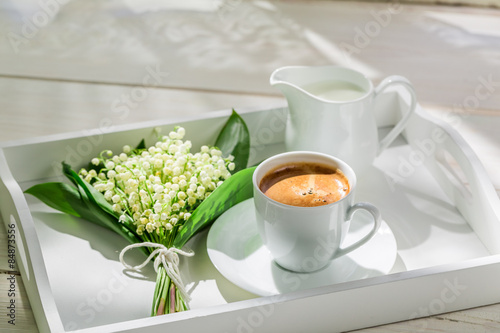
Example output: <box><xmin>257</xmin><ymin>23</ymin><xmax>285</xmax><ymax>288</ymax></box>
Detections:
<box><xmin>26</xmin><ymin>111</ymin><xmax>254</xmax><ymax>316</ymax></box>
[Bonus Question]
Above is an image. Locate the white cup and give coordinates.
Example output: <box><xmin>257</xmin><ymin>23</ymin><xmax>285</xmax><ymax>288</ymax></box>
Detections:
<box><xmin>253</xmin><ymin>151</ymin><xmax>381</xmax><ymax>273</ymax></box>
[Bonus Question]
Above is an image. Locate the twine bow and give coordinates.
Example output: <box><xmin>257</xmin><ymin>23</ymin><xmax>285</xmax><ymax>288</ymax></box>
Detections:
<box><xmin>119</xmin><ymin>242</ymin><xmax>194</xmax><ymax>302</ymax></box>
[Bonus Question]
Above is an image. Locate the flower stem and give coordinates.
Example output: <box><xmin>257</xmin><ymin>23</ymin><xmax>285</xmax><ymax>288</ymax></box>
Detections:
<box><xmin>151</xmin><ymin>264</ymin><xmax>188</xmax><ymax>316</ymax></box>
<box><xmin>170</xmin><ymin>283</ymin><xmax>176</xmax><ymax>313</ymax></box>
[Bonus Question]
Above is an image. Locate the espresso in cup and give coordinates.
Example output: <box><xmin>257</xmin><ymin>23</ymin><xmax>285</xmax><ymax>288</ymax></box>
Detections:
<box><xmin>259</xmin><ymin>162</ymin><xmax>350</xmax><ymax>207</ymax></box>
<box><xmin>253</xmin><ymin>152</ymin><xmax>381</xmax><ymax>273</ymax></box>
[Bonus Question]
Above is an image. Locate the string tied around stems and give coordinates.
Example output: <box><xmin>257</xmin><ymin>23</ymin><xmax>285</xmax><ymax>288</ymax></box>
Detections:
<box><xmin>119</xmin><ymin>242</ymin><xmax>194</xmax><ymax>302</ymax></box>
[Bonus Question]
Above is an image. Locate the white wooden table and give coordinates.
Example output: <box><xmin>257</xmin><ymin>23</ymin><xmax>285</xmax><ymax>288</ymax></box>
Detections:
<box><xmin>1</xmin><ymin>1</ymin><xmax>499</xmax><ymax>332</ymax></box>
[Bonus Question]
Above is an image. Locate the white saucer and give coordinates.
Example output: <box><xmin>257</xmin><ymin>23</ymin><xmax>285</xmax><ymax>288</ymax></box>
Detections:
<box><xmin>207</xmin><ymin>198</ymin><xmax>398</xmax><ymax>296</ymax></box>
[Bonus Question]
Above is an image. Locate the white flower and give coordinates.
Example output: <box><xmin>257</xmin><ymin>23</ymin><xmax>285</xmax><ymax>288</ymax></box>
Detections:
<box><xmin>126</xmin><ymin>179</ymin><xmax>137</xmax><ymax>188</ymax></box>
<box><xmin>123</xmin><ymin>145</ymin><xmax>131</xmax><ymax>153</ymax></box>
<box><xmin>169</xmin><ymin>131</ymin><xmax>178</xmax><ymax>140</ymax></box>
<box><xmin>94</xmin><ymin>183</ymin><xmax>106</xmax><ymax>192</ymax></box>
<box><xmin>154</xmin><ymin>159</ymin><xmax>163</xmax><ymax>168</ymax></box>
<box><xmin>153</xmin><ymin>203</ymin><xmax>162</xmax><ymax>213</ymax></box>
<box><xmin>106</xmin><ymin>161</ymin><xmax>115</xmax><ymax>170</ymax></box>
<box><xmin>168</xmin><ymin>145</ymin><xmax>179</xmax><ymax>154</ymax></box>
<box><xmin>154</xmin><ymin>184</ymin><xmax>163</xmax><ymax>193</ymax></box>
<box><xmin>91</xmin><ymin>158</ymin><xmax>100</xmax><ymax>166</ymax></box>
<box><xmin>146</xmin><ymin>223</ymin><xmax>155</xmax><ymax>233</ymax></box>
<box><xmin>112</xmin><ymin>195</ymin><xmax>121</xmax><ymax>203</ymax></box>
<box><xmin>104</xmin><ymin>190</ymin><xmax>113</xmax><ymax>200</ymax></box>
<box><xmin>121</xmin><ymin>172</ymin><xmax>132</xmax><ymax>181</ymax></box>
<box><xmin>201</xmin><ymin>177</ymin><xmax>211</xmax><ymax>187</ymax></box>
<box><xmin>176</xmin><ymin>127</ymin><xmax>186</xmax><ymax>138</ymax></box>
<box><xmin>136</xmin><ymin>225</ymin><xmax>144</xmax><ymax>235</ymax></box>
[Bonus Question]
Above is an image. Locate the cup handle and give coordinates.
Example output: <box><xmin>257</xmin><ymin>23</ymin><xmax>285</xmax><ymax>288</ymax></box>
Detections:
<box><xmin>374</xmin><ymin>75</ymin><xmax>417</xmax><ymax>155</ymax></box>
<box><xmin>332</xmin><ymin>202</ymin><xmax>382</xmax><ymax>259</ymax></box>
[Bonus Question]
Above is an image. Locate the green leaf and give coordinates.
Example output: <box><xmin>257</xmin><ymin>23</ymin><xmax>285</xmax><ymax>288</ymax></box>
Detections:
<box><xmin>61</xmin><ymin>162</ymin><xmax>147</xmax><ymax>254</ymax></box>
<box><xmin>25</xmin><ymin>182</ymin><xmax>82</xmax><ymax>217</ymax></box>
<box><xmin>173</xmin><ymin>166</ymin><xmax>255</xmax><ymax>249</ymax></box>
<box><xmin>25</xmin><ymin>182</ymin><xmax>117</xmax><ymax>231</ymax></box>
<box><xmin>215</xmin><ymin>109</ymin><xmax>250</xmax><ymax>173</ymax></box>
<box><xmin>136</xmin><ymin>138</ymin><xmax>146</xmax><ymax>150</ymax></box>
<box><xmin>62</xmin><ymin>162</ymin><xmax>116</xmax><ymax>217</ymax></box>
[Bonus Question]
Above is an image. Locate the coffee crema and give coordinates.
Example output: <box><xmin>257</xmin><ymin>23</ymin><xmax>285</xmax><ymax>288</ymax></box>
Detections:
<box><xmin>259</xmin><ymin>162</ymin><xmax>350</xmax><ymax>207</ymax></box>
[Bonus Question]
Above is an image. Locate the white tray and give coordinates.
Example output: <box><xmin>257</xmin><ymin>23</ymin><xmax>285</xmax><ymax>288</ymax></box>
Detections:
<box><xmin>1</xmin><ymin>91</ymin><xmax>500</xmax><ymax>333</ymax></box>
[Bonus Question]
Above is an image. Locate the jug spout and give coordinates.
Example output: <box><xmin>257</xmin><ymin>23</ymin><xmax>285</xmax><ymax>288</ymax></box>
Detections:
<box><xmin>270</xmin><ymin>66</ymin><xmax>331</xmax><ymax>107</ymax></box>
<box><xmin>270</xmin><ymin>80</ymin><xmax>304</xmax><ymax>103</ymax></box>
<box><xmin>270</xmin><ymin>67</ymin><xmax>304</xmax><ymax>100</ymax></box>
<box><xmin>270</xmin><ymin>66</ymin><xmax>310</xmax><ymax>95</ymax></box>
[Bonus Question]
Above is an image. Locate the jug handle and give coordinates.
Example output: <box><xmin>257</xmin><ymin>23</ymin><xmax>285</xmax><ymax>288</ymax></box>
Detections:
<box><xmin>374</xmin><ymin>75</ymin><xmax>417</xmax><ymax>155</ymax></box>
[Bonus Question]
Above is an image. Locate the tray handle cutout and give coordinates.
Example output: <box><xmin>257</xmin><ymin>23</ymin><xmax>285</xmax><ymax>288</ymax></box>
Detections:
<box><xmin>434</xmin><ymin>148</ymin><xmax>473</xmax><ymax>203</ymax></box>
<box><xmin>417</xmin><ymin>119</ymin><xmax>500</xmax><ymax>254</ymax></box>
